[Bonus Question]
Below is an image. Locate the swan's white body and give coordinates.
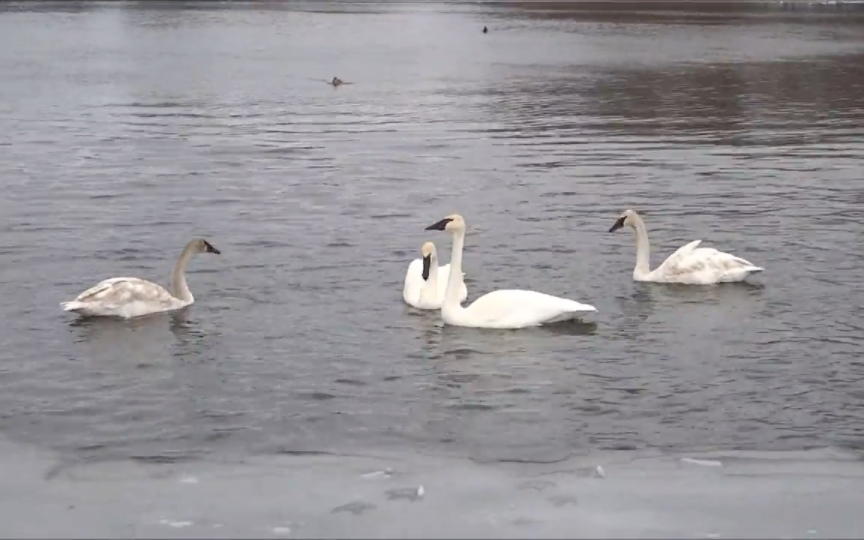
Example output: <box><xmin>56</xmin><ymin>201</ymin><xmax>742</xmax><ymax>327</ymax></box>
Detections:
<box><xmin>61</xmin><ymin>277</ymin><xmax>192</xmax><ymax>318</ymax></box>
<box><xmin>610</xmin><ymin>209</ymin><xmax>764</xmax><ymax>285</ymax></box>
<box><xmin>61</xmin><ymin>239</ymin><xmax>220</xmax><ymax>319</ymax></box>
<box><xmin>403</xmin><ymin>242</ymin><xmax>468</xmax><ymax>310</ymax></box>
<box><xmin>440</xmin><ymin>288</ymin><xmax>596</xmax><ymax>329</ymax></box>
<box><xmin>426</xmin><ymin>215</ymin><xmax>596</xmax><ymax>329</ymax></box>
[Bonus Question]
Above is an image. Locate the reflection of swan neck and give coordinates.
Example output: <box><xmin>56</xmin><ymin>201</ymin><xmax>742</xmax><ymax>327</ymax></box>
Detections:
<box><xmin>632</xmin><ymin>213</ymin><xmax>652</xmax><ymax>278</ymax></box>
<box><xmin>444</xmin><ymin>230</ymin><xmax>466</xmax><ymax>310</ymax></box>
<box><xmin>171</xmin><ymin>243</ymin><xmax>196</xmax><ymax>303</ymax></box>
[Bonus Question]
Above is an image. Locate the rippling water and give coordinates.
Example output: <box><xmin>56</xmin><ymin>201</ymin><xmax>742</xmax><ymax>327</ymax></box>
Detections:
<box><xmin>1</xmin><ymin>1</ymin><xmax>863</xmax><ymax>465</ymax></box>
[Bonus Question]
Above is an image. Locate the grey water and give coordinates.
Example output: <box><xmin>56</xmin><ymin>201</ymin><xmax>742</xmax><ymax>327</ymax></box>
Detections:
<box><xmin>1</xmin><ymin>0</ymin><xmax>864</xmax><ymax>471</ymax></box>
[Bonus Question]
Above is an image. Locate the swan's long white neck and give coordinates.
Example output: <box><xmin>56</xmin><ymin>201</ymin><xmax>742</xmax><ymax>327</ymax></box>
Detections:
<box><xmin>443</xmin><ymin>229</ymin><xmax>466</xmax><ymax>311</ymax></box>
<box><xmin>631</xmin><ymin>213</ymin><xmax>652</xmax><ymax>278</ymax></box>
<box><xmin>170</xmin><ymin>243</ymin><xmax>197</xmax><ymax>303</ymax></box>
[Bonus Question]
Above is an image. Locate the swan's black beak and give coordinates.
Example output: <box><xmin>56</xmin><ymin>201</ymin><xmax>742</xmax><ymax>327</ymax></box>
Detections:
<box><xmin>425</xmin><ymin>217</ymin><xmax>453</xmax><ymax>231</ymax></box>
<box><xmin>421</xmin><ymin>254</ymin><xmax>431</xmax><ymax>281</ymax></box>
<box><xmin>204</xmin><ymin>241</ymin><xmax>221</xmax><ymax>255</ymax></box>
<box><xmin>609</xmin><ymin>217</ymin><xmax>626</xmax><ymax>233</ymax></box>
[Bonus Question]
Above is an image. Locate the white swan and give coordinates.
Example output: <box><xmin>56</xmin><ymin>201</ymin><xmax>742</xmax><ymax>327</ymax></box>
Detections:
<box><xmin>403</xmin><ymin>241</ymin><xmax>467</xmax><ymax>309</ymax></box>
<box><xmin>609</xmin><ymin>209</ymin><xmax>764</xmax><ymax>284</ymax></box>
<box><xmin>61</xmin><ymin>238</ymin><xmax>221</xmax><ymax>318</ymax></box>
<box><xmin>425</xmin><ymin>214</ymin><xmax>596</xmax><ymax>329</ymax></box>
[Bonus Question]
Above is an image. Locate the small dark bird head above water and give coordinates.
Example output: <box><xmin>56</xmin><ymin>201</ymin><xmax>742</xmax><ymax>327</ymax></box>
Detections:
<box><xmin>331</xmin><ymin>77</ymin><xmax>343</xmax><ymax>86</ymax></box>
<box><xmin>483</xmin><ymin>26</ymin><xmax>488</xmax><ymax>33</ymax></box>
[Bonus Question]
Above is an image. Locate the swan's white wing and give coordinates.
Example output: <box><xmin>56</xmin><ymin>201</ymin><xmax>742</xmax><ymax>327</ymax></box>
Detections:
<box><xmin>688</xmin><ymin>248</ymin><xmax>763</xmax><ymax>283</ymax></box>
<box><xmin>436</xmin><ymin>264</ymin><xmax>469</xmax><ymax>302</ymax></box>
<box><xmin>403</xmin><ymin>258</ymin><xmax>424</xmax><ymax>304</ymax></box>
<box><xmin>71</xmin><ymin>277</ymin><xmax>136</xmax><ymax>303</ymax></box>
<box><xmin>463</xmin><ymin>289</ymin><xmax>596</xmax><ymax>329</ymax></box>
<box><xmin>657</xmin><ymin>243</ymin><xmax>763</xmax><ymax>284</ymax></box>
<box><xmin>63</xmin><ymin>277</ymin><xmax>180</xmax><ymax>317</ymax></box>
<box><xmin>655</xmin><ymin>240</ymin><xmax>703</xmax><ymax>276</ymax></box>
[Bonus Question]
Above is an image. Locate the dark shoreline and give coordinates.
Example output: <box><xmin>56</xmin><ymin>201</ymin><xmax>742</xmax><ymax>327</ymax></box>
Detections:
<box><xmin>4</xmin><ymin>0</ymin><xmax>864</xmax><ymax>14</ymax></box>
<box><xmin>485</xmin><ymin>0</ymin><xmax>864</xmax><ymax>13</ymax></box>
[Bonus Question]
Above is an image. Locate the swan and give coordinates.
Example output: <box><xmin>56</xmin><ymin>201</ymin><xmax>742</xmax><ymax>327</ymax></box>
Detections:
<box><xmin>609</xmin><ymin>209</ymin><xmax>764</xmax><ymax>284</ymax></box>
<box><xmin>403</xmin><ymin>241</ymin><xmax>468</xmax><ymax>309</ymax></box>
<box><xmin>425</xmin><ymin>214</ymin><xmax>597</xmax><ymax>329</ymax></box>
<box><xmin>60</xmin><ymin>238</ymin><xmax>221</xmax><ymax>318</ymax></box>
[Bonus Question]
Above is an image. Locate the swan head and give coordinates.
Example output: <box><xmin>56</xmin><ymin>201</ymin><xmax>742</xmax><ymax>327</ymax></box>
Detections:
<box><xmin>192</xmin><ymin>238</ymin><xmax>221</xmax><ymax>255</ymax></box>
<box><xmin>421</xmin><ymin>242</ymin><xmax>438</xmax><ymax>280</ymax></box>
<box><xmin>425</xmin><ymin>214</ymin><xmax>465</xmax><ymax>233</ymax></box>
<box><xmin>609</xmin><ymin>209</ymin><xmax>638</xmax><ymax>233</ymax></box>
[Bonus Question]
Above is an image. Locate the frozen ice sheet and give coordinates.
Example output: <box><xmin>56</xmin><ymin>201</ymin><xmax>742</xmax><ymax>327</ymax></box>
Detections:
<box><xmin>1</xmin><ymin>437</ymin><xmax>863</xmax><ymax>539</ymax></box>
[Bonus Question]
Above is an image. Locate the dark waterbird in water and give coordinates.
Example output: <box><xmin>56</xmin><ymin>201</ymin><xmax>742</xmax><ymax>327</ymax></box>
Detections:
<box><xmin>483</xmin><ymin>26</ymin><xmax>488</xmax><ymax>33</ymax></box>
<box><xmin>328</xmin><ymin>76</ymin><xmax>353</xmax><ymax>87</ymax></box>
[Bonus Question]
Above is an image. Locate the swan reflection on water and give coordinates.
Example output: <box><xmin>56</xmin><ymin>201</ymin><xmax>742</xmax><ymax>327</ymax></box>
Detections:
<box><xmin>642</xmin><ymin>279</ymin><xmax>766</xmax><ymax>307</ymax></box>
<box><xmin>404</xmin><ymin>307</ymin><xmax>598</xmax><ymax>361</ymax></box>
<box><xmin>67</xmin><ymin>307</ymin><xmax>212</xmax><ymax>362</ymax></box>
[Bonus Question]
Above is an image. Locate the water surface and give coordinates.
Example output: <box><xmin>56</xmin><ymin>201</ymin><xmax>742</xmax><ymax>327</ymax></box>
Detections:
<box><xmin>1</xmin><ymin>1</ymin><xmax>863</xmax><ymax>465</ymax></box>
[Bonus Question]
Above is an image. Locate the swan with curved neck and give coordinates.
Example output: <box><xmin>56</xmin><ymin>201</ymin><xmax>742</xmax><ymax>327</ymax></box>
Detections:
<box><xmin>425</xmin><ymin>214</ymin><xmax>596</xmax><ymax>329</ymax></box>
<box><xmin>609</xmin><ymin>209</ymin><xmax>763</xmax><ymax>284</ymax></box>
<box><xmin>403</xmin><ymin>241</ymin><xmax>468</xmax><ymax>310</ymax></box>
<box><xmin>61</xmin><ymin>238</ymin><xmax>221</xmax><ymax>318</ymax></box>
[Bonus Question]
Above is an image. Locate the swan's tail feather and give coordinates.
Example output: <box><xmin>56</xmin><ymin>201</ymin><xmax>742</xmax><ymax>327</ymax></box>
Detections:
<box><xmin>720</xmin><ymin>265</ymin><xmax>764</xmax><ymax>283</ymax></box>
<box><xmin>61</xmin><ymin>301</ymin><xmax>85</xmax><ymax>312</ymax></box>
<box><xmin>546</xmin><ymin>307</ymin><xmax>596</xmax><ymax>324</ymax></box>
<box><xmin>568</xmin><ymin>301</ymin><xmax>598</xmax><ymax>313</ymax></box>
<box><xmin>544</xmin><ymin>301</ymin><xmax>598</xmax><ymax>324</ymax></box>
